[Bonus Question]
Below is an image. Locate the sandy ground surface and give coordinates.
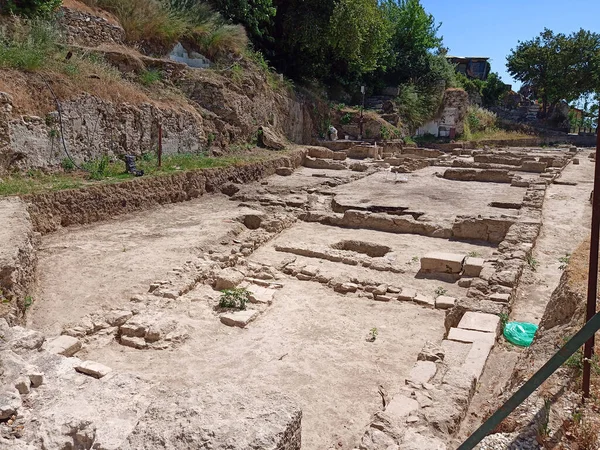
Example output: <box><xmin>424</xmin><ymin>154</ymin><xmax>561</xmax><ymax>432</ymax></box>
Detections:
<box><xmin>29</xmin><ymin>196</ymin><xmax>258</xmax><ymax>336</ymax></box>
<box><xmin>331</xmin><ymin>167</ymin><xmax>525</xmax><ymax>221</ymax></box>
<box><xmin>251</xmin><ymin>221</ymin><xmax>496</xmax><ymax>299</ymax></box>
<box><xmin>81</xmin><ymin>280</ymin><xmax>445</xmax><ymax>450</ymax></box>
<box><xmin>511</xmin><ymin>153</ymin><xmax>594</xmax><ymax>324</ymax></box>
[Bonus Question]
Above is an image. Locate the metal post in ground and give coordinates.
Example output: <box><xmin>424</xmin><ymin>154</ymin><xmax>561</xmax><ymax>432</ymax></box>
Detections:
<box><xmin>583</xmin><ymin>113</ymin><xmax>600</xmax><ymax>399</ymax></box>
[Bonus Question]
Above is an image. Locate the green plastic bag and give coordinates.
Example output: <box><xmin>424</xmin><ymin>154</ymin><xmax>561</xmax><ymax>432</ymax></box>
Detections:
<box><xmin>503</xmin><ymin>322</ymin><xmax>538</xmax><ymax>347</ymax></box>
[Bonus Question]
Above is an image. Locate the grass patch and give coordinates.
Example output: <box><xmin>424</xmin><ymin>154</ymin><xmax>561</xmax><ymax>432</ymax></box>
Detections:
<box><xmin>0</xmin><ymin>152</ymin><xmax>269</xmax><ymax>196</ymax></box>
<box><xmin>139</xmin><ymin>69</ymin><xmax>162</xmax><ymax>86</ymax></box>
<box><xmin>0</xmin><ymin>19</ymin><xmax>57</xmax><ymax>70</ymax></box>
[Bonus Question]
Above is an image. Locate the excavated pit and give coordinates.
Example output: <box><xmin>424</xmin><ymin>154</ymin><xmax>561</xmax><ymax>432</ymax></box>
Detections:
<box><xmin>1</xmin><ymin>145</ymin><xmax>592</xmax><ymax>450</ymax></box>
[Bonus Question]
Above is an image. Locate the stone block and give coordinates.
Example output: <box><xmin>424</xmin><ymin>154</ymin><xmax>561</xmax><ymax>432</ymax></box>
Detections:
<box><xmin>463</xmin><ymin>257</ymin><xmax>485</xmax><ymax>277</ymax></box>
<box><xmin>220</xmin><ymin>310</ymin><xmax>259</xmax><ymax>328</ymax></box>
<box><xmin>215</xmin><ymin>268</ymin><xmax>245</xmax><ymax>290</ymax></box>
<box><xmin>414</xmin><ymin>294</ymin><xmax>435</xmax><ymax>308</ymax></box>
<box><xmin>397</xmin><ymin>288</ymin><xmax>416</xmax><ymax>302</ymax></box>
<box><xmin>421</xmin><ymin>252</ymin><xmax>464</xmax><ymax>274</ymax></box>
<box><xmin>75</xmin><ymin>361</ymin><xmax>112</xmax><ymax>379</ymax></box>
<box><xmin>307</xmin><ymin>147</ymin><xmax>333</xmax><ymax>159</ymax></box>
<box><xmin>244</xmin><ymin>284</ymin><xmax>275</xmax><ymax>305</ymax></box>
<box><xmin>458</xmin><ymin>277</ymin><xmax>473</xmax><ymax>288</ymax></box>
<box><xmin>120</xmin><ymin>335</ymin><xmax>147</xmax><ymax>349</ymax></box>
<box><xmin>442</xmin><ymin>367</ymin><xmax>477</xmax><ymax>392</ymax></box>
<box><xmin>458</xmin><ymin>312</ymin><xmax>501</xmax><ymax>334</ymax></box>
<box><xmin>441</xmin><ymin>339</ymin><xmax>472</xmax><ymax>367</ymax></box>
<box><xmin>520</xmin><ymin>161</ymin><xmax>547</xmax><ymax>173</ymax></box>
<box><xmin>332</xmin><ymin>151</ymin><xmax>347</xmax><ymax>161</ymax></box>
<box><xmin>463</xmin><ymin>338</ymin><xmax>495</xmax><ymax>380</ymax></box>
<box><xmin>334</xmin><ymin>283</ymin><xmax>359</xmax><ymax>294</ymax></box>
<box><xmin>373</xmin><ymin>284</ymin><xmax>388</xmax><ymax>296</ymax></box>
<box><xmin>384</xmin><ymin>394</ymin><xmax>419</xmax><ymax>423</ymax></box>
<box><xmin>447</xmin><ymin>328</ymin><xmax>495</xmax><ymax>346</ymax></box>
<box><xmin>572</xmin><ymin>158</ymin><xmax>580</xmax><ymax>165</ymax></box>
<box><xmin>406</xmin><ymin>361</ymin><xmax>437</xmax><ymax>385</ymax></box>
<box><xmin>418</xmin><ymin>341</ymin><xmax>445</xmax><ymax>362</ymax></box>
<box><xmin>435</xmin><ymin>296</ymin><xmax>456</xmax><ymax>310</ymax></box>
<box><xmin>28</xmin><ymin>372</ymin><xmax>44</xmax><ymax>388</ymax></box>
<box><xmin>105</xmin><ymin>310</ymin><xmax>133</xmax><ymax>327</ymax></box>
<box><xmin>46</xmin><ymin>335</ymin><xmax>82</xmax><ymax>357</ymax></box>
<box><xmin>375</xmin><ymin>295</ymin><xmax>395</xmax><ymax>302</ymax></box>
<box><xmin>489</xmin><ymin>292</ymin><xmax>511</xmax><ymax>303</ymax></box>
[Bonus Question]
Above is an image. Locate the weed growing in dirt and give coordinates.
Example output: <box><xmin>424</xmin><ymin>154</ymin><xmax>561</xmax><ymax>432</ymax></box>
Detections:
<box><xmin>219</xmin><ymin>288</ymin><xmax>249</xmax><ymax>310</ymax></box>
<box><xmin>230</xmin><ymin>63</ymin><xmax>244</xmax><ymax>83</ymax></box>
<box><xmin>340</xmin><ymin>113</ymin><xmax>352</xmax><ymax>125</ymax></box>
<box><xmin>527</xmin><ymin>254</ymin><xmax>539</xmax><ymax>271</ymax></box>
<box><xmin>0</xmin><ymin>19</ymin><xmax>58</xmax><ymax>70</ymax></box>
<box><xmin>61</xmin><ymin>158</ymin><xmax>75</xmax><ymax>172</ymax></box>
<box><xmin>434</xmin><ymin>287</ymin><xmax>447</xmax><ymax>298</ymax></box>
<box><xmin>572</xmin><ymin>419</ymin><xmax>600</xmax><ymax>449</ymax></box>
<box><xmin>559</xmin><ymin>254</ymin><xmax>571</xmax><ymax>271</ymax></box>
<box><xmin>498</xmin><ymin>313</ymin><xmax>509</xmax><ymax>331</ymax></box>
<box><xmin>467</xmin><ymin>251</ymin><xmax>482</xmax><ymax>258</ymax></box>
<box><xmin>24</xmin><ymin>296</ymin><xmax>33</xmax><ymax>310</ymax></box>
<box><xmin>367</xmin><ymin>327</ymin><xmax>378</xmax><ymax>342</ymax></box>
<box><xmin>85</xmin><ymin>156</ymin><xmax>111</xmax><ymax>180</ymax></box>
<box><xmin>139</xmin><ymin>69</ymin><xmax>162</xmax><ymax>86</ymax></box>
<box><xmin>411</xmin><ymin>256</ymin><xmax>419</xmax><ymax>263</ymax></box>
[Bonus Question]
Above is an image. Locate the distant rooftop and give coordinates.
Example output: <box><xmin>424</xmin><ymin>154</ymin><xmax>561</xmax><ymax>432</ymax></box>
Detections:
<box><xmin>447</xmin><ymin>56</ymin><xmax>491</xmax><ymax>81</ymax></box>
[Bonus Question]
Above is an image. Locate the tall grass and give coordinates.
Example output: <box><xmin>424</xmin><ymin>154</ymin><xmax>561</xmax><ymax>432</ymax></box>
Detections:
<box><xmin>81</xmin><ymin>0</ymin><xmax>248</xmax><ymax>58</ymax></box>
<box><xmin>0</xmin><ymin>19</ymin><xmax>58</xmax><ymax>70</ymax></box>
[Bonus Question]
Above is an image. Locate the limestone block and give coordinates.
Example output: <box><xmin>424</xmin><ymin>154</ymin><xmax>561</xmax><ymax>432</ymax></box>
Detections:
<box><xmin>447</xmin><ymin>328</ymin><xmax>495</xmax><ymax>346</ymax></box>
<box><xmin>0</xmin><ymin>389</ymin><xmax>21</xmax><ymax>420</ymax></box>
<box><xmin>120</xmin><ymin>335</ymin><xmax>147</xmax><ymax>349</ymax></box>
<box><xmin>463</xmin><ymin>338</ymin><xmax>495</xmax><ymax>380</ymax></box>
<box><xmin>489</xmin><ymin>293</ymin><xmax>511</xmax><ymax>303</ymax></box>
<box><xmin>220</xmin><ymin>310</ymin><xmax>259</xmax><ymax>328</ymax></box>
<box><xmin>414</xmin><ymin>294</ymin><xmax>435</xmax><ymax>308</ymax></box>
<box><xmin>334</xmin><ymin>283</ymin><xmax>359</xmax><ymax>294</ymax></box>
<box><xmin>28</xmin><ymin>372</ymin><xmax>44</xmax><ymax>388</ymax></box>
<box><xmin>406</xmin><ymin>361</ymin><xmax>437</xmax><ymax>385</ymax></box>
<box><xmin>75</xmin><ymin>361</ymin><xmax>112</xmax><ymax>379</ymax></box>
<box><xmin>375</xmin><ymin>295</ymin><xmax>395</xmax><ymax>302</ymax></box>
<box><xmin>463</xmin><ymin>257</ymin><xmax>485</xmax><ymax>277</ymax></box>
<box><xmin>332</xmin><ymin>151</ymin><xmax>347</xmax><ymax>161</ymax></box>
<box><xmin>421</xmin><ymin>252</ymin><xmax>464</xmax><ymax>274</ymax></box>
<box><xmin>307</xmin><ymin>147</ymin><xmax>334</xmax><ymax>159</ymax></box>
<box><xmin>435</xmin><ymin>296</ymin><xmax>456</xmax><ymax>310</ymax></box>
<box><xmin>458</xmin><ymin>277</ymin><xmax>473</xmax><ymax>288</ymax></box>
<box><xmin>215</xmin><ymin>268</ymin><xmax>245</xmax><ymax>290</ymax></box>
<box><xmin>458</xmin><ymin>312</ymin><xmax>501</xmax><ymax>334</ymax></box>
<box><xmin>46</xmin><ymin>335</ymin><xmax>82</xmax><ymax>357</ymax></box>
<box><xmin>520</xmin><ymin>161</ymin><xmax>547</xmax><ymax>173</ymax></box>
<box><xmin>397</xmin><ymin>288</ymin><xmax>416</xmax><ymax>302</ymax></box>
<box><xmin>384</xmin><ymin>395</ymin><xmax>419</xmax><ymax>423</ymax></box>
<box><xmin>303</xmin><ymin>156</ymin><xmax>346</xmax><ymax>171</ymax></box>
<box><xmin>417</xmin><ymin>341</ymin><xmax>445</xmax><ymax>362</ymax></box>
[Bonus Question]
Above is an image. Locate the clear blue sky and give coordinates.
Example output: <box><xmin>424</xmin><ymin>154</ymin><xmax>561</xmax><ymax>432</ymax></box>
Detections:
<box><xmin>421</xmin><ymin>0</ymin><xmax>600</xmax><ymax>90</ymax></box>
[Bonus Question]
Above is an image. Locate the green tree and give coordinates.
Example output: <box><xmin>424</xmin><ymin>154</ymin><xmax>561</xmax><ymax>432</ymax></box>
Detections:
<box><xmin>209</xmin><ymin>0</ymin><xmax>275</xmax><ymax>40</ymax></box>
<box><xmin>482</xmin><ymin>72</ymin><xmax>510</xmax><ymax>107</ymax></box>
<box><xmin>328</xmin><ymin>0</ymin><xmax>392</xmax><ymax>75</ymax></box>
<box><xmin>1</xmin><ymin>0</ymin><xmax>62</xmax><ymax>16</ymax></box>
<box><xmin>507</xmin><ymin>28</ymin><xmax>600</xmax><ymax>115</ymax></box>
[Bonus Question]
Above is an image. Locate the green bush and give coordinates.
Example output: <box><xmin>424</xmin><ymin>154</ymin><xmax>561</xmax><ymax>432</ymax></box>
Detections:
<box><xmin>219</xmin><ymin>288</ymin><xmax>249</xmax><ymax>310</ymax></box>
<box><xmin>0</xmin><ymin>19</ymin><xmax>58</xmax><ymax>70</ymax></box>
<box><xmin>2</xmin><ymin>0</ymin><xmax>62</xmax><ymax>17</ymax></box>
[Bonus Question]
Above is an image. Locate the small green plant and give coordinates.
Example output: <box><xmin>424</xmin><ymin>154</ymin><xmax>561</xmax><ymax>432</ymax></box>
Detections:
<box><xmin>61</xmin><ymin>158</ymin><xmax>75</xmax><ymax>172</ymax></box>
<box><xmin>139</xmin><ymin>69</ymin><xmax>162</xmax><ymax>86</ymax></box>
<box><xmin>24</xmin><ymin>296</ymin><xmax>33</xmax><ymax>310</ymax></box>
<box><xmin>207</xmin><ymin>132</ymin><xmax>216</xmax><ymax>148</ymax></box>
<box><xmin>559</xmin><ymin>253</ymin><xmax>571</xmax><ymax>271</ymax></box>
<box><xmin>230</xmin><ymin>63</ymin><xmax>244</xmax><ymax>83</ymax></box>
<box><xmin>380</xmin><ymin>126</ymin><xmax>391</xmax><ymax>141</ymax></box>
<box><xmin>467</xmin><ymin>251</ymin><xmax>482</xmax><ymax>258</ymax></box>
<box><xmin>340</xmin><ymin>112</ymin><xmax>352</xmax><ymax>125</ymax></box>
<box><xmin>141</xmin><ymin>151</ymin><xmax>155</xmax><ymax>162</ymax></box>
<box><xmin>408</xmin><ymin>255</ymin><xmax>419</xmax><ymax>264</ymax></box>
<box><xmin>526</xmin><ymin>254</ymin><xmax>539</xmax><ymax>271</ymax></box>
<box><xmin>86</xmin><ymin>156</ymin><xmax>110</xmax><ymax>180</ymax></box>
<box><xmin>48</xmin><ymin>128</ymin><xmax>59</xmax><ymax>139</ymax></box>
<box><xmin>367</xmin><ymin>327</ymin><xmax>378</xmax><ymax>342</ymax></box>
<box><xmin>219</xmin><ymin>288</ymin><xmax>249</xmax><ymax>310</ymax></box>
<box><xmin>434</xmin><ymin>287</ymin><xmax>447</xmax><ymax>298</ymax></box>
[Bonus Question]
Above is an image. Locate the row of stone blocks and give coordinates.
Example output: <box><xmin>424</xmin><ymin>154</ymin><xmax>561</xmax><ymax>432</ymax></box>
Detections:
<box><xmin>420</xmin><ymin>252</ymin><xmax>485</xmax><ymax>277</ymax></box>
<box><xmin>358</xmin><ymin>311</ymin><xmax>501</xmax><ymax>449</ymax></box>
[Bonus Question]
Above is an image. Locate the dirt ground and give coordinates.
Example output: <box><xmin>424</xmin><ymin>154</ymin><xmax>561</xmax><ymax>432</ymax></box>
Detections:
<box><xmin>29</xmin><ymin>197</ymin><xmax>259</xmax><ymax>335</ymax></box>
<box><xmin>80</xmin><ymin>280</ymin><xmax>445</xmax><ymax>450</ymax></box>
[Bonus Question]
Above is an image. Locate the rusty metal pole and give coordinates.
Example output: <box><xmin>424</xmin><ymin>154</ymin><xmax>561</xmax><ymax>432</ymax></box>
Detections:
<box><xmin>583</xmin><ymin>113</ymin><xmax>600</xmax><ymax>399</ymax></box>
<box><xmin>157</xmin><ymin>123</ymin><xmax>163</xmax><ymax>169</ymax></box>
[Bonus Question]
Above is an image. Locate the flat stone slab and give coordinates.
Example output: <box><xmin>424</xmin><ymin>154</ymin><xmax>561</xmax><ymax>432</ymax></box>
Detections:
<box><xmin>406</xmin><ymin>361</ymin><xmax>437</xmax><ymax>385</ymax></box>
<box><xmin>75</xmin><ymin>361</ymin><xmax>112</xmax><ymax>379</ymax></box>
<box><xmin>384</xmin><ymin>394</ymin><xmax>419</xmax><ymax>423</ymax></box>
<box><xmin>489</xmin><ymin>292</ymin><xmax>511</xmax><ymax>303</ymax></box>
<box><xmin>447</xmin><ymin>328</ymin><xmax>495</xmax><ymax>346</ymax></box>
<box><xmin>413</xmin><ymin>294</ymin><xmax>435</xmax><ymax>308</ymax></box>
<box><xmin>463</xmin><ymin>257</ymin><xmax>485</xmax><ymax>277</ymax></box>
<box><xmin>397</xmin><ymin>288</ymin><xmax>417</xmax><ymax>302</ymax></box>
<box><xmin>220</xmin><ymin>310</ymin><xmax>259</xmax><ymax>328</ymax></box>
<box><xmin>441</xmin><ymin>339</ymin><xmax>472</xmax><ymax>367</ymax></box>
<box><xmin>244</xmin><ymin>284</ymin><xmax>276</xmax><ymax>305</ymax></box>
<box><xmin>421</xmin><ymin>252</ymin><xmax>464</xmax><ymax>274</ymax></box>
<box><xmin>458</xmin><ymin>312</ymin><xmax>501</xmax><ymax>334</ymax></box>
<box><xmin>435</xmin><ymin>296</ymin><xmax>456</xmax><ymax>310</ymax></box>
<box><xmin>46</xmin><ymin>335</ymin><xmax>82</xmax><ymax>357</ymax></box>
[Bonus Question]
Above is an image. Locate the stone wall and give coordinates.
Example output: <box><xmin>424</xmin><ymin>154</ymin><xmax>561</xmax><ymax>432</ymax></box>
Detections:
<box><xmin>57</xmin><ymin>6</ymin><xmax>125</xmax><ymax>47</ymax></box>
<box><xmin>0</xmin><ymin>198</ymin><xmax>38</xmax><ymax>325</ymax></box>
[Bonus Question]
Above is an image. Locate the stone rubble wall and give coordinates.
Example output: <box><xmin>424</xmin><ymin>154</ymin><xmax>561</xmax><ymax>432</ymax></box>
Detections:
<box><xmin>57</xmin><ymin>6</ymin><xmax>125</xmax><ymax>47</ymax></box>
<box><xmin>24</xmin><ymin>149</ymin><xmax>306</xmax><ymax>234</ymax></box>
<box><xmin>0</xmin><ymin>198</ymin><xmax>38</xmax><ymax>325</ymax></box>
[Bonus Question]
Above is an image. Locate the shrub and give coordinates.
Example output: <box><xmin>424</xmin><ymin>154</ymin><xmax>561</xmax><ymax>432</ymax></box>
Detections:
<box><xmin>340</xmin><ymin>112</ymin><xmax>352</xmax><ymax>125</ymax></box>
<box><xmin>465</xmin><ymin>105</ymin><xmax>498</xmax><ymax>135</ymax></box>
<box><xmin>396</xmin><ymin>83</ymin><xmax>444</xmax><ymax>132</ymax></box>
<box><xmin>219</xmin><ymin>288</ymin><xmax>249</xmax><ymax>310</ymax></box>
<box><xmin>2</xmin><ymin>0</ymin><xmax>62</xmax><ymax>17</ymax></box>
<box><xmin>139</xmin><ymin>69</ymin><xmax>162</xmax><ymax>86</ymax></box>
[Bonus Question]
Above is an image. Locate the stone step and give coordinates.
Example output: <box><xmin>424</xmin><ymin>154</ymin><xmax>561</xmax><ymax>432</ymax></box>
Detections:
<box><xmin>220</xmin><ymin>310</ymin><xmax>259</xmax><ymax>328</ymax></box>
<box><xmin>457</xmin><ymin>311</ymin><xmax>501</xmax><ymax>334</ymax></box>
